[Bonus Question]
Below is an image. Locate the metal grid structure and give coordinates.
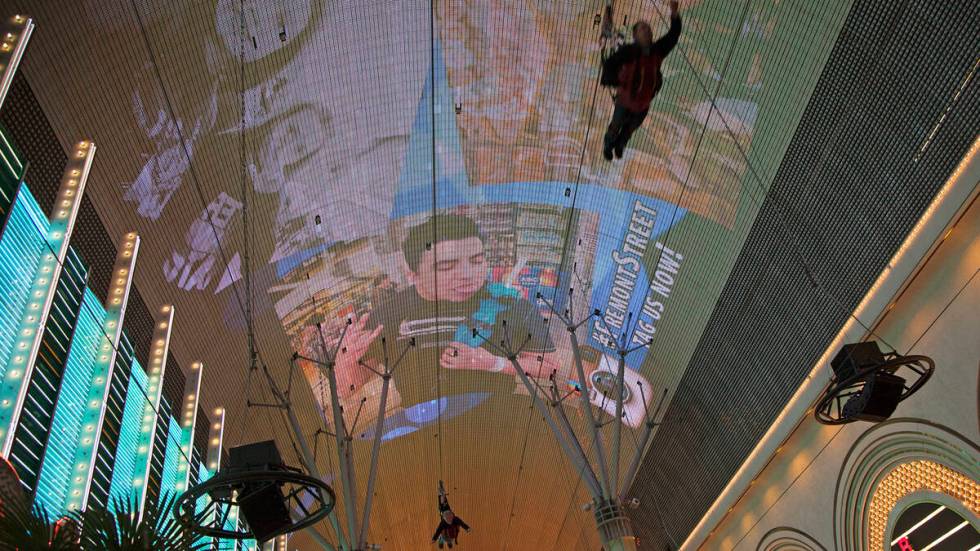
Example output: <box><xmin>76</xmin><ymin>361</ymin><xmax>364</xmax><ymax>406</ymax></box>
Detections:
<box><xmin>628</xmin><ymin>0</ymin><xmax>980</xmax><ymax>546</ymax></box>
<box><xmin>0</xmin><ymin>0</ymin><xmax>974</xmax><ymax>548</ymax></box>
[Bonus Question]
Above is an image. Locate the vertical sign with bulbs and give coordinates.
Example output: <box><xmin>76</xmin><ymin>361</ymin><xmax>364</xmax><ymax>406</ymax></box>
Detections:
<box><xmin>200</xmin><ymin>407</ymin><xmax>225</xmax><ymax>546</ymax></box>
<box><xmin>174</xmin><ymin>361</ymin><xmax>203</xmax><ymax>493</ymax></box>
<box><xmin>64</xmin><ymin>231</ymin><xmax>139</xmax><ymax>512</ymax></box>
<box><xmin>0</xmin><ymin>140</ymin><xmax>95</xmax><ymax>456</ymax></box>
<box><xmin>206</xmin><ymin>407</ymin><xmax>224</xmax><ymax>476</ymax></box>
<box><xmin>0</xmin><ymin>15</ymin><xmax>33</xmax><ymax>110</ymax></box>
<box><xmin>131</xmin><ymin>305</ymin><xmax>174</xmax><ymax>512</ymax></box>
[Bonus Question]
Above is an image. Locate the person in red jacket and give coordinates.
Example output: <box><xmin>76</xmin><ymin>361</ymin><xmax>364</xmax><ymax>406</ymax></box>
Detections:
<box><xmin>601</xmin><ymin>1</ymin><xmax>683</xmax><ymax>161</ymax></box>
<box><xmin>432</xmin><ymin>509</ymin><xmax>471</xmax><ymax>548</ymax></box>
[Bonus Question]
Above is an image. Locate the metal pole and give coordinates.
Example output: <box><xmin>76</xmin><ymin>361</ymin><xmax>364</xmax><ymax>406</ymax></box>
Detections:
<box><xmin>272</xmin><ymin>369</ymin><xmax>346</xmax><ymax>551</ymax></box>
<box><xmin>550</xmin><ymin>388</ymin><xmax>605</xmax><ymax>500</ymax></box>
<box><xmin>617</xmin><ymin>419</ymin><xmax>656</xmax><ymax>503</ymax></box>
<box><xmin>568</xmin><ymin>329</ymin><xmax>612</xmax><ymax>499</ymax></box>
<box><xmin>357</xmin><ymin>373</ymin><xmax>391</xmax><ymax>547</ymax></box>
<box><xmin>611</xmin><ymin>351</ymin><xmax>627</xmax><ymax>496</ymax></box>
<box><xmin>507</xmin><ymin>357</ymin><xmax>602</xmax><ymax>499</ymax></box>
<box><xmin>343</xmin><ymin>435</ymin><xmax>359</xmax><ymax>546</ymax></box>
<box><xmin>323</xmin><ymin>360</ymin><xmax>360</xmax><ymax>545</ymax></box>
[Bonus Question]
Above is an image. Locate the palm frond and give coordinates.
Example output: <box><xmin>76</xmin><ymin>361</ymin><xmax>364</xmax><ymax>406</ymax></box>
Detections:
<box><xmin>68</xmin><ymin>491</ymin><xmax>212</xmax><ymax>551</ymax></box>
<box><xmin>0</xmin><ymin>498</ymin><xmax>80</xmax><ymax>551</ymax></box>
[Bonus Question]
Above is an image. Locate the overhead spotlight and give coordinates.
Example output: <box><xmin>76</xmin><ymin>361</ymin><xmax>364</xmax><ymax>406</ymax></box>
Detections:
<box><xmin>814</xmin><ymin>341</ymin><xmax>934</xmax><ymax>425</ymax></box>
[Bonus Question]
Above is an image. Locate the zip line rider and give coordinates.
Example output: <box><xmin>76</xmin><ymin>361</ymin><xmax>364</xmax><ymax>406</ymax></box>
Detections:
<box><xmin>432</xmin><ymin>482</ymin><xmax>470</xmax><ymax>548</ymax></box>
<box><xmin>601</xmin><ymin>1</ymin><xmax>683</xmax><ymax>161</ymax></box>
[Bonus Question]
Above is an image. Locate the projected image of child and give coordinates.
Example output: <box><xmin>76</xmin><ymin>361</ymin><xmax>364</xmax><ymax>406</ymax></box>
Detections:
<box><xmin>331</xmin><ymin>214</ymin><xmax>567</xmax><ymax>408</ymax></box>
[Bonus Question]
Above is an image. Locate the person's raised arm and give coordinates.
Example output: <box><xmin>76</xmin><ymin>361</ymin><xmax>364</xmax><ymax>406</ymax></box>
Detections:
<box><xmin>457</xmin><ymin>517</ymin><xmax>471</xmax><ymax>532</ymax></box>
<box><xmin>333</xmin><ymin>313</ymin><xmax>384</xmax><ymax>398</ymax></box>
<box><xmin>653</xmin><ymin>1</ymin><xmax>683</xmax><ymax>56</ymax></box>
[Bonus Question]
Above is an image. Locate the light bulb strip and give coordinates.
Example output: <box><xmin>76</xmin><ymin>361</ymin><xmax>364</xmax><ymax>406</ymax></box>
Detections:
<box><xmin>0</xmin><ymin>140</ymin><xmax>95</xmax><ymax>456</ymax></box>
<box><xmin>206</xmin><ymin>407</ymin><xmax>225</xmax><ymax>476</ymax></box>
<box><xmin>63</xmin><ymin>232</ymin><xmax>140</xmax><ymax>512</ymax></box>
<box><xmin>131</xmin><ymin>305</ymin><xmax>174</xmax><ymax>514</ymax></box>
<box><xmin>173</xmin><ymin>361</ymin><xmax>203</xmax><ymax>493</ymax></box>
<box><xmin>198</xmin><ymin>406</ymin><xmax>225</xmax><ymax>547</ymax></box>
<box><xmin>0</xmin><ymin>15</ymin><xmax>33</xmax><ymax>113</ymax></box>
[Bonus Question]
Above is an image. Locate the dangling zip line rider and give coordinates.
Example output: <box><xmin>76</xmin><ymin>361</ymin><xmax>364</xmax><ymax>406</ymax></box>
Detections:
<box><xmin>600</xmin><ymin>1</ymin><xmax>683</xmax><ymax>161</ymax></box>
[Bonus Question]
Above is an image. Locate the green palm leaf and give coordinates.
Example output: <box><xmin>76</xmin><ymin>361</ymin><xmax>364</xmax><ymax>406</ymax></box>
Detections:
<box><xmin>0</xmin><ymin>498</ymin><xmax>81</xmax><ymax>551</ymax></box>
<box><xmin>68</xmin><ymin>492</ymin><xmax>211</xmax><ymax>551</ymax></box>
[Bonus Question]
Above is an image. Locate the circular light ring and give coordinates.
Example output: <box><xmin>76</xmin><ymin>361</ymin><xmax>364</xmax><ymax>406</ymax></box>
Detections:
<box><xmin>815</xmin><ymin>353</ymin><xmax>935</xmax><ymax>425</ymax></box>
<box><xmin>175</xmin><ymin>468</ymin><xmax>335</xmax><ymax>541</ymax></box>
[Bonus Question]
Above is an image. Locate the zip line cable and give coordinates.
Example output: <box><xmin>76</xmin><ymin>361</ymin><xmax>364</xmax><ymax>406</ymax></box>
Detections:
<box><xmin>128</xmin><ymin>0</ymin><xmax>289</xmax><ymax>454</ymax></box>
<box><xmin>499</xmin><ymin>0</ymin><xmax>623</xmax><ymax>542</ymax></box>
<box><xmin>429</xmin><ymin>0</ymin><xmax>446</xmax><ymax>486</ymax></box>
<box><xmin>624</xmin><ymin>0</ymin><xmax>911</xmax><ymax>355</ymax></box>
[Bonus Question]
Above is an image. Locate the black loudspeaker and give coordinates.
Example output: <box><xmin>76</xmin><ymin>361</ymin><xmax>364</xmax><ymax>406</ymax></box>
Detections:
<box><xmin>238</xmin><ymin>481</ymin><xmax>292</xmax><ymax>542</ymax></box>
<box><xmin>228</xmin><ymin>441</ymin><xmax>290</xmax><ymax>542</ymax></box>
<box><xmin>842</xmin><ymin>371</ymin><xmax>905</xmax><ymax>422</ymax></box>
<box><xmin>831</xmin><ymin>341</ymin><xmax>885</xmax><ymax>380</ymax></box>
<box><xmin>229</xmin><ymin>440</ymin><xmax>283</xmax><ymax>471</ymax></box>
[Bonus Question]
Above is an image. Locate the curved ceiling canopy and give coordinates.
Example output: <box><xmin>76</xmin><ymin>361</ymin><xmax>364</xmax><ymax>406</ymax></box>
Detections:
<box><xmin>4</xmin><ymin>0</ymin><xmax>864</xmax><ymax>547</ymax></box>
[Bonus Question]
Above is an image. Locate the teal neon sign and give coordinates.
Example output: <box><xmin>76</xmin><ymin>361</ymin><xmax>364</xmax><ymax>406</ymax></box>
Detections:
<box><xmin>0</xmin><ymin>141</ymin><xmax>94</xmax><ymax>456</ymax></box>
<box><xmin>63</xmin><ymin>232</ymin><xmax>139</xmax><ymax>512</ymax></box>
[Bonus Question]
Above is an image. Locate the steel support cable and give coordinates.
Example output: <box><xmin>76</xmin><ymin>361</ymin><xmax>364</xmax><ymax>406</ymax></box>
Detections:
<box><xmin>623</xmin><ymin>6</ymin><xmax>951</xmax><ymax>527</ymax></box>
<box><xmin>231</xmin><ymin>0</ymin><xmax>256</xmax><ymax>450</ymax></box>
<box><xmin>428</xmin><ymin>0</ymin><xmax>446</xmax><ymax>488</ymax></box>
<box><xmin>633</xmin><ymin>0</ymin><xmax>908</xmax><ymax>353</ymax></box>
<box><xmin>498</xmin><ymin>0</ymin><xmax>636</xmax><ymax>542</ymax></box>
<box><xmin>726</xmin><ymin>265</ymin><xmax>979</xmax><ymax>550</ymax></box>
<box><xmin>130</xmin><ymin>7</ymin><xmax>334</xmax><ymax>550</ymax></box>
<box><xmin>581</xmin><ymin>2</ymin><xmax>755</xmax><ymax>510</ymax></box>
<box><xmin>636</xmin><ymin>4</ymin><xmax>970</xmax><ymax>533</ymax></box>
<box><xmin>128</xmin><ymin>0</ymin><xmax>286</xmax><ymax>449</ymax></box>
<box><xmin>573</xmin><ymin>0</ymin><xmax>748</xmax><ymax>503</ymax></box>
<box><xmin>547</xmin><ymin>434</ymin><xmax>599</xmax><ymax>550</ymax></box>
<box><xmin>618</xmin><ymin>0</ymin><xmax>753</xmax><ymax>351</ymax></box>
